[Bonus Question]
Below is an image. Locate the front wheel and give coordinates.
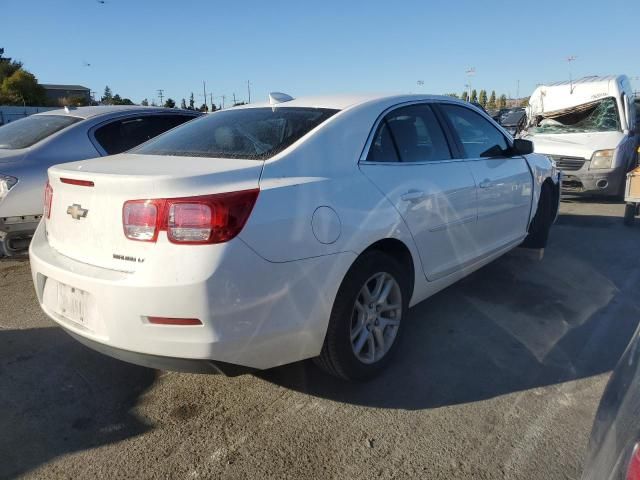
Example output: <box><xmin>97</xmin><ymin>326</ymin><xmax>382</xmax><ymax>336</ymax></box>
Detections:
<box><xmin>314</xmin><ymin>250</ymin><xmax>410</xmax><ymax>381</ymax></box>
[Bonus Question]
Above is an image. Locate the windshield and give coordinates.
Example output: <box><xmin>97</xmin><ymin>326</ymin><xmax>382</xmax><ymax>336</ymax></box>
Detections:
<box><xmin>133</xmin><ymin>107</ymin><xmax>339</xmax><ymax>159</ymax></box>
<box><xmin>529</xmin><ymin>96</ymin><xmax>620</xmax><ymax>134</ymax></box>
<box><xmin>0</xmin><ymin>115</ymin><xmax>81</xmax><ymax>149</ymax></box>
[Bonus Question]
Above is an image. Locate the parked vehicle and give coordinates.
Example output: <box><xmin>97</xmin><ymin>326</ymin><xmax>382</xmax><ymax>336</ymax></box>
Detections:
<box><xmin>581</xmin><ymin>322</ymin><xmax>640</xmax><ymax>480</ymax></box>
<box><xmin>29</xmin><ymin>93</ymin><xmax>560</xmax><ymax>380</ymax></box>
<box><xmin>623</xmin><ymin>147</ymin><xmax>640</xmax><ymax>225</ymax></box>
<box><xmin>0</xmin><ymin>106</ymin><xmax>200</xmax><ymax>255</ymax></box>
<box><xmin>523</xmin><ymin>75</ymin><xmax>638</xmax><ymax>197</ymax></box>
<box><xmin>498</xmin><ymin>108</ymin><xmax>527</xmax><ymax>137</ymax></box>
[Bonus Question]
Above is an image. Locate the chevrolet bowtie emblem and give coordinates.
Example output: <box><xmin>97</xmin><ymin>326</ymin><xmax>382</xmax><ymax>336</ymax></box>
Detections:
<box><xmin>67</xmin><ymin>204</ymin><xmax>88</xmax><ymax>220</ymax></box>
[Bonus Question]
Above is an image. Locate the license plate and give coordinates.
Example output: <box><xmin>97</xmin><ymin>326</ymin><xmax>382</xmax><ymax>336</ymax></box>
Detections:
<box><xmin>55</xmin><ymin>282</ymin><xmax>87</xmax><ymax>327</ymax></box>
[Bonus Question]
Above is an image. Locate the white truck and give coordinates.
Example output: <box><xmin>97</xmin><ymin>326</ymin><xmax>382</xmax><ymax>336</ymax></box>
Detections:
<box><xmin>524</xmin><ymin>75</ymin><xmax>638</xmax><ymax>197</ymax></box>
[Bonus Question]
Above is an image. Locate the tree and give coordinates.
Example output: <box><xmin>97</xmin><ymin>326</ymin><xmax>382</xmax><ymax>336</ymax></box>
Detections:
<box><xmin>151</xmin><ymin>100</ymin><xmax>157</xmax><ymax>106</ymax></box>
<box><xmin>460</xmin><ymin>90</ymin><xmax>468</xmax><ymax>101</ymax></box>
<box><xmin>141</xmin><ymin>98</ymin><xmax>149</xmax><ymax>106</ymax></box>
<box><xmin>210</xmin><ymin>103</ymin><xmax>217</xmax><ymax>112</ymax></box>
<box><xmin>188</xmin><ymin>93</ymin><xmax>195</xmax><ymax>110</ymax></box>
<box><xmin>101</xmin><ymin>86</ymin><xmax>113</xmax><ymax>105</ymax></box>
<box><xmin>478</xmin><ymin>89</ymin><xmax>487</xmax><ymax>108</ymax></box>
<box><xmin>164</xmin><ymin>98</ymin><xmax>176</xmax><ymax>108</ymax></box>
<box><xmin>199</xmin><ymin>103</ymin><xmax>208</xmax><ymax>112</ymax></box>
<box><xmin>0</xmin><ymin>48</ymin><xmax>22</xmax><ymax>85</ymax></box>
<box><xmin>487</xmin><ymin>90</ymin><xmax>497</xmax><ymax>110</ymax></box>
<box><xmin>0</xmin><ymin>69</ymin><xmax>46</xmax><ymax>105</ymax></box>
<box><xmin>498</xmin><ymin>94</ymin><xmax>507</xmax><ymax>109</ymax></box>
<box><xmin>180</xmin><ymin>98</ymin><xmax>187</xmax><ymax>109</ymax></box>
<box><xmin>470</xmin><ymin>89</ymin><xmax>478</xmax><ymax>103</ymax></box>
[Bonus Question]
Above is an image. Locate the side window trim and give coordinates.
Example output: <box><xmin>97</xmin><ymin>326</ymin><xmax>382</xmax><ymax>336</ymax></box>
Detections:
<box><xmin>360</xmin><ymin>101</ymin><xmax>463</xmax><ymax>165</ymax></box>
<box><xmin>431</xmin><ymin>103</ymin><xmax>466</xmax><ymax>159</ymax></box>
<box><xmin>88</xmin><ymin>112</ymin><xmax>197</xmax><ymax>156</ymax></box>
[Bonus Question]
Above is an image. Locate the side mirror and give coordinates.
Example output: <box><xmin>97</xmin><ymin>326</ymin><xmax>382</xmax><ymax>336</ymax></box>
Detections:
<box><xmin>513</xmin><ymin>138</ymin><xmax>534</xmax><ymax>155</ymax></box>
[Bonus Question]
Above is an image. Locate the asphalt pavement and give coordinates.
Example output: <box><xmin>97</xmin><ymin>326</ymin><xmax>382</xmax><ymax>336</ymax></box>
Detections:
<box><xmin>1</xmin><ymin>198</ymin><xmax>639</xmax><ymax>479</ymax></box>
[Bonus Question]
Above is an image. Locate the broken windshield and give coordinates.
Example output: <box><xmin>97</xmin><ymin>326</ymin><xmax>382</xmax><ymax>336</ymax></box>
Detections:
<box><xmin>529</xmin><ymin>97</ymin><xmax>620</xmax><ymax>134</ymax></box>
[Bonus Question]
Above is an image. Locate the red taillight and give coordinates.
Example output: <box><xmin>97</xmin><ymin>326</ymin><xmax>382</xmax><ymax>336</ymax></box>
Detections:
<box><xmin>43</xmin><ymin>181</ymin><xmax>53</xmax><ymax>219</ymax></box>
<box><xmin>60</xmin><ymin>178</ymin><xmax>94</xmax><ymax>187</ymax></box>
<box><xmin>147</xmin><ymin>316</ymin><xmax>202</xmax><ymax>326</ymax></box>
<box><xmin>627</xmin><ymin>443</ymin><xmax>640</xmax><ymax>480</ymax></box>
<box><xmin>122</xmin><ymin>200</ymin><xmax>162</xmax><ymax>242</ymax></box>
<box><xmin>122</xmin><ymin>189</ymin><xmax>259</xmax><ymax>244</ymax></box>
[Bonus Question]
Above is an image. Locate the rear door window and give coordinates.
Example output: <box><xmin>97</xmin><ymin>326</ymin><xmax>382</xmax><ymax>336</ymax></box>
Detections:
<box><xmin>366</xmin><ymin>104</ymin><xmax>452</xmax><ymax>162</ymax></box>
<box><xmin>0</xmin><ymin>115</ymin><xmax>81</xmax><ymax>149</ymax></box>
<box><xmin>93</xmin><ymin>114</ymin><xmax>196</xmax><ymax>155</ymax></box>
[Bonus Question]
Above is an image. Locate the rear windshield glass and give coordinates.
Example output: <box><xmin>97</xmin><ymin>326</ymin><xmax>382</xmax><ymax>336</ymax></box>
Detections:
<box><xmin>133</xmin><ymin>107</ymin><xmax>339</xmax><ymax>159</ymax></box>
<box><xmin>0</xmin><ymin>115</ymin><xmax>81</xmax><ymax>149</ymax></box>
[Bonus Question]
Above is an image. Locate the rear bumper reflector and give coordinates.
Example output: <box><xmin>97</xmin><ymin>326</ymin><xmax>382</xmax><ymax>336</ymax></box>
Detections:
<box><xmin>60</xmin><ymin>178</ymin><xmax>95</xmax><ymax>187</ymax></box>
<box><xmin>147</xmin><ymin>316</ymin><xmax>202</xmax><ymax>326</ymax></box>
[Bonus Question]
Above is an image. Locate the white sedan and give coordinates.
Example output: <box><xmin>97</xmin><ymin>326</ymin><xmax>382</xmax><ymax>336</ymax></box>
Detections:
<box><xmin>29</xmin><ymin>93</ymin><xmax>560</xmax><ymax>380</ymax></box>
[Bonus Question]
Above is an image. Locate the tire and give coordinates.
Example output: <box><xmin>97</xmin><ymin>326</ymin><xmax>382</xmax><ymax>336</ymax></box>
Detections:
<box><xmin>521</xmin><ymin>184</ymin><xmax>553</xmax><ymax>249</ymax></box>
<box><xmin>624</xmin><ymin>203</ymin><xmax>636</xmax><ymax>226</ymax></box>
<box><xmin>314</xmin><ymin>250</ymin><xmax>410</xmax><ymax>381</ymax></box>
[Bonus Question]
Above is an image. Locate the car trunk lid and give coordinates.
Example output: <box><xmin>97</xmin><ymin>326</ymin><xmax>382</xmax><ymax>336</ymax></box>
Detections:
<box><xmin>45</xmin><ymin>153</ymin><xmax>263</xmax><ymax>272</ymax></box>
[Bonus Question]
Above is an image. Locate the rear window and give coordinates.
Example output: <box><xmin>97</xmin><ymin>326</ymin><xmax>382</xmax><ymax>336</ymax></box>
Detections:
<box><xmin>0</xmin><ymin>115</ymin><xmax>81</xmax><ymax>149</ymax></box>
<box><xmin>133</xmin><ymin>107</ymin><xmax>339</xmax><ymax>159</ymax></box>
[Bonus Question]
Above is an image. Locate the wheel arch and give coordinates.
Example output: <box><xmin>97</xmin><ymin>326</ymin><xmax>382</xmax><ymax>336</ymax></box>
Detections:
<box><xmin>359</xmin><ymin>238</ymin><xmax>416</xmax><ymax>299</ymax></box>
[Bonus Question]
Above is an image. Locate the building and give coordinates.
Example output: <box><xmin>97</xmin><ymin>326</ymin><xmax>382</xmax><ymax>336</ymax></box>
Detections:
<box><xmin>41</xmin><ymin>84</ymin><xmax>91</xmax><ymax>105</ymax></box>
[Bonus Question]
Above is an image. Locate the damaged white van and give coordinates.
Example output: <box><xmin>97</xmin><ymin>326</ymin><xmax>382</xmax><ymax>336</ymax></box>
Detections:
<box><xmin>524</xmin><ymin>75</ymin><xmax>638</xmax><ymax>196</ymax></box>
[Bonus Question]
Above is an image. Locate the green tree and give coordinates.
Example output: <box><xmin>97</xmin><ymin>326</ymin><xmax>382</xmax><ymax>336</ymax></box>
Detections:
<box><xmin>180</xmin><ymin>98</ymin><xmax>187</xmax><ymax>109</ymax></box>
<box><xmin>199</xmin><ymin>103</ymin><xmax>208</xmax><ymax>112</ymax></box>
<box><xmin>141</xmin><ymin>98</ymin><xmax>149</xmax><ymax>106</ymax></box>
<box><xmin>498</xmin><ymin>94</ymin><xmax>507</xmax><ymax>109</ymax></box>
<box><xmin>0</xmin><ymin>48</ymin><xmax>22</xmax><ymax>84</ymax></box>
<box><xmin>101</xmin><ymin>86</ymin><xmax>113</xmax><ymax>105</ymax></box>
<box><xmin>487</xmin><ymin>90</ymin><xmax>497</xmax><ymax>110</ymax></box>
<box><xmin>0</xmin><ymin>69</ymin><xmax>46</xmax><ymax>105</ymax></box>
<box><xmin>460</xmin><ymin>90</ymin><xmax>468</xmax><ymax>101</ymax></box>
<box><xmin>478</xmin><ymin>89</ymin><xmax>487</xmax><ymax>108</ymax></box>
<box><xmin>470</xmin><ymin>89</ymin><xmax>478</xmax><ymax>103</ymax></box>
<box><xmin>164</xmin><ymin>98</ymin><xmax>176</xmax><ymax>108</ymax></box>
<box><xmin>188</xmin><ymin>93</ymin><xmax>195</xmax><ymax>110</ymax></box>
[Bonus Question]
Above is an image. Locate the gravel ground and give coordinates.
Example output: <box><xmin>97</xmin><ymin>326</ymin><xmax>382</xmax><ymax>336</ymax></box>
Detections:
<box><xmin>1</xmin><ymin>198</ymin><xmax>639</xmax><ymax>479</ymax></box>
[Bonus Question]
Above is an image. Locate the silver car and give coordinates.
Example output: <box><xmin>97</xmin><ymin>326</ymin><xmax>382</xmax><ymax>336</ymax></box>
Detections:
<box><xmin>0</xmin><ymin>106</ymin><xmax>200</xmax><ymax>255</ymax></box>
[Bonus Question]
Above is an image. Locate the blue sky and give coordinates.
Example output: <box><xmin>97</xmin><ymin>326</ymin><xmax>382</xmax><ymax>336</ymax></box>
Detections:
<box><xmin>3</xmin><ymin>0</ymin><xmax>638</xmax><ymax>106</ymax></box>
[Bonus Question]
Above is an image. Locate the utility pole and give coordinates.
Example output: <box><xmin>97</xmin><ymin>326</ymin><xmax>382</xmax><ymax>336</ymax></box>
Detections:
<box><xmin>221</xmin><ymin>95</ymin><xmax>226</xmax><ymax>109</ymax></box>
<box><xmin>202</xmin><ymin>81</ymin><xmax>208</xmax><ymax>110</ymax></box>
<box><xmin>233</xmin><ymin>93</ymin><xmax>237</xmax><ymax>105</ymax></box>
<box><xmin>247</xmin><ymin>80</ymin><xmax>251</xmax><ymax>103</ymax></box>
<box><xmin>465</xmin><ymin>67</ymin><xmax>475</xmax><ymax>102</ymax></box>
<box><xmin>567</xmin><ymin>55</ymin><xmax>577</xmax><ymax>93</ymax></box>
<box><xmin>516</xmin><ymin>80</ymin><xmax>520</xmax><ymax>102</ymax></box>
<box><xmin>210</xmin><ymin>93</ymin><xmax>214</xmax><ymax>110</ymax></box>
<box><xmin>157</xmin><ymin>89</ymin><xmax>164</xmax><ymax>106</ymax></box>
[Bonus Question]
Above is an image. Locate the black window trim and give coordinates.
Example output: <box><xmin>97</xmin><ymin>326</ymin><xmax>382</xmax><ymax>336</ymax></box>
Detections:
<box><xmin>432</xmin><ymin>101</ymin><xmax>516</xmax><ymax>160</ymax></box>
<box><xmin>360</xmin><ymin>100</ymin><xmax>464</xmax><ymax>165</ymax></box>
<box><xmin>87</xmin><ymin>111</ymin><xmax>200</xmax><ymax>156</ymax></box>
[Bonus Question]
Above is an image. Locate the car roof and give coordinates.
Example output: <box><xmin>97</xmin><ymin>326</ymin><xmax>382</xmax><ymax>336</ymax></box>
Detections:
<box><xmin>32</xmin><ymin>105</ymin><xmax>198</xmax><ymax>120</ymax></box>
<box><xmin>234</xmin><ymin>93</ymin><xmax>463</xmax><ymax>111</ymax></box>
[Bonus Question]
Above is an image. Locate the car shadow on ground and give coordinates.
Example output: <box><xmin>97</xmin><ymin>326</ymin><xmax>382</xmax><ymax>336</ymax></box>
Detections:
<box><xmin>0</xmin><ymin>326</ymin><xmax>156</xmax><ymax>479</ymax></box>
<box><xmin>259</xmin><ymin>221</ymin><xmax>640</xmax><ymax>410</ymax></box>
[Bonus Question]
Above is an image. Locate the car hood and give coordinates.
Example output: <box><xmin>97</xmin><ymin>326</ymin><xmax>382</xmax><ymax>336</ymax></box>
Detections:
<box><xmin>0</xmin><ymin>149</ymin><xmax>28</xmax><ymax>165</ymax></box>
<box><xmin>523</xmin><ymin>131</ymin><xmax>625</xmax><ymax>159</ymax></box>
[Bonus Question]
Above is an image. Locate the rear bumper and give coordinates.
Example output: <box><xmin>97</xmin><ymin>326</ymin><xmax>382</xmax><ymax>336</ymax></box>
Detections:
<box><xmin>29</xmin><ymin>222</ymin><xmax>353</xmax><ymax>371</ymax></box>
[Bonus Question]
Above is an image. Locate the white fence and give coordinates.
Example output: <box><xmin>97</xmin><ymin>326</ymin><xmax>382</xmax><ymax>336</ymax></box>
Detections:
<box><xmin>0</xmin><ymin>106</ymin><xmax>58</xmax><ymax>125</ymax></box>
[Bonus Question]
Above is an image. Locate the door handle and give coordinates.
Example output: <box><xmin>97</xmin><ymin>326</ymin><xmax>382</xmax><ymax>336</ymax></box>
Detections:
<box><xmin>401</xmin><ymin>190</ymin><xmax>427</xmax><ymax>202</ymax></box>
<box><xmin>479</xmin><ymin>179</ymin><xmax>492</xmax><ymax>189</ymax></box>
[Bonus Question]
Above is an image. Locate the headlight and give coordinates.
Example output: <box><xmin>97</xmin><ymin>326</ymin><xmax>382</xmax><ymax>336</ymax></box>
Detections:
<box><xmin>590</xmin><ymin>149</ymin><xmax>614</xmax><ymax>169</ymax></box>
<box><xmin>0</xmin><ymin>174</ymin><xmax>18</xmax><ymax>201</ymax></box>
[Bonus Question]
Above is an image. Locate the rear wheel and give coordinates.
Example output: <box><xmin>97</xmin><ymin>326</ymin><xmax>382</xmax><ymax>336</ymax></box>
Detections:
<box><xmin>624</xmin><ymin>203</ymin><xmax>636</xmax><ymax>226</ymax></box>
<box><xmin>314</xmin><ymin>250</ymin><xmax>410</xmax><ymax>381</ymax></box>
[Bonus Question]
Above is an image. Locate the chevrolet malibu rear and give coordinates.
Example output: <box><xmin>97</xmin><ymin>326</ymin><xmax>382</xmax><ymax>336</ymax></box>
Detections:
<box><xmin>30</xmin><ymin>93</ymin><xmax>558</xmax><ymax>380</ymax></box>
